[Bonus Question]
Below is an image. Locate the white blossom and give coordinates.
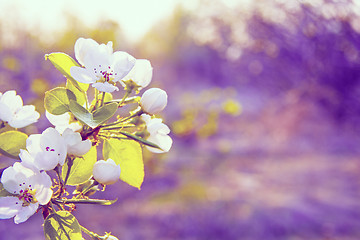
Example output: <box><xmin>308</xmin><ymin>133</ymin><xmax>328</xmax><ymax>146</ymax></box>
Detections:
<box><xmin>45</xmin><ymin>111</ymin><xmax>82</xmax><ymax>134</ymax></box>
<box><xmin>93</xmin><ymin>159</ymin><xmax>120</xmax><ymax>185</ymax></box>
<box><xmin>0</xmin><ymin>162</ymin><xmax>52</xmax><ymax>224</ymax></box>
<box><xmin>24</xmin><ymin>127</ymin><xmax>67</xmax><ymax>171</ymax></box>
<box><xmin>141</xmin><ymin>114</ymin><xmax>172</xmax><ymax>153</ymax></box>
<box><xmin>70</xmin><ymin>38</ymin><xmax>136</xmax><ymax>93</ymax></box>
<box><xmin>0</xmin><ymin>90</ymin><xmax>40</xmax><ymax>128</ymax></box>
<box><xmin>121</xmin><ymin>59</ymin><xmax>152</xmax><ymax>90</ymax></box>
<box><xmin>140</xmin><ymin>88</ymin><xmax>167</xmax><ymax>115</ymax></box>
<box><xmin>62</xmin><ymin>128</ymin><xmax>91</xmax><ymax>156</ymax></box>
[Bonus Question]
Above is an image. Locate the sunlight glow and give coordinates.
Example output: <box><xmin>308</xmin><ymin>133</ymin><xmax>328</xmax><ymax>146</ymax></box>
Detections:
<box><xmin>0</xmin><ymin>0</ymin><xmax>200</xmax><ymax>44</ymax></box>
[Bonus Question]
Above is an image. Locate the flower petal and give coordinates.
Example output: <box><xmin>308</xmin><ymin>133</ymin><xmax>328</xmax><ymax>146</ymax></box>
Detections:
<box><xmin>146</xmin><ymin>134</ymin><xmax>173</xmax><ymax>153</ymax></box>
<box><xmin>0</xmin><ymin>90</ymin><xmax>23</xmax><ymax>113</ymax></box>
<box><xmin>74</xmin><ymin>38</ymin><xmax>99</xmax><ymax>67</ymax></box>
<box><xmin>32</xmin><ymin>172</ymin><xmax>53</xmax><ymax>205</ymax></box>
<box><xmin>0</xmin><ymin>102</ymin><xmax>13</xmax><ymax>122</ymax></box>
<box><xmin>40</xmin><ymin>127</ymin><xmax>67</xmax><ymax>166</ymax></box>
<box><xmin>26</xmin><ymin>134</ymin><xmax>42</xmax><ymax>155</ymax></box>
<box><xmin>19</xmin><ymin>149</ymin><xmax>39</xmax><ymax>172</ymax></box>
<box><xmin>1</xmin><ymin>162</ymin><xmax>35</xmax><ymax>194</ymax></box>
<box><xmin>111</xmin><ymin>51</ymin><xmax>136</xmax><ymax>81</ymax></box>
<box><xmin>0</xmin><ymin>197</ymin><xmax>22</xmax><ymax>219</ymax></box>
<box><xmin>46</xmin><ymin>111</ymin><xmax>82</xmax><ymax>134</ymax></box>
<box><xmin>63</xmin><ymin>128</ymin><xmax>92</xmax><ymax>156</ymax></box>
<box><xmin>122</xmin><ymin>59</ymin><xmax>152</xmax><ymax>89</ymax></box>
<box><xmin>9</xmin><ymin>105</ymin><xmax>40</xmax><ymax>128</ymax></box>
<box><xmin>14</xmin><ymin>202</ymin><xmax>39</xmax><ymax>224</ymax></box>
<box><xmin>82</xmin><ymin>46</ymin><xmax>112</xmax><ymax>70</ymax></box>
<box><xmin>70</xmin><ymin>66</ymin><xmax>96</xmax><ymax>84</ymax></box>
<box><xmin>46</xmin><ymin>110</ymin><xmax>70</xmax><ymax>126</ymax></box>
<box><xmin>68</xmin><ymin>139</ymin><xmax>92</xmax><ymax>156</ymax></box>
<box><xmin>92</xmin><ymin>82</ymin><xmax>118</xmax><ymax>93</ymax></box>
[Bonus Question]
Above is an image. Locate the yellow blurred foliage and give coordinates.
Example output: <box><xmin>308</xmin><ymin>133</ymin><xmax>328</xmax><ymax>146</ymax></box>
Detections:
<box><xmin>2</xmin><ymin>56</ymin><xmax>19</xmax><ymax>72</ymax></box>
<box><xmin>31</xmin><ymin>78</ymin><xmax>49</xmax><ymax>96</ymax></box>
<box><xmin>222</xmin><ymin>99</ymin><xmax>242</xmax><ymax>116</ymax></box>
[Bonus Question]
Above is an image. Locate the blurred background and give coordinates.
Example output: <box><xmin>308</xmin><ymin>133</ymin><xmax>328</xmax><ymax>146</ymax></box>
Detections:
<box><xmin>1</xmin><ymin>0</ymin><xmax>360</xmax><ymax>239</ymax></box>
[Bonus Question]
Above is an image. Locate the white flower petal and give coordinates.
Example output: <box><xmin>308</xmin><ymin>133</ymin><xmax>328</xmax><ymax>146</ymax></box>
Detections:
<box><xmin>14</xmin><ymin>202</ymin><xmax>39</xmax><ymax>224</ymax></box>
<box><xmin>34</xmin><ymin>152</ymin><xmax>61</xmax><ymax>171</ymax></box>
<box><xmin>147</xmin><ymin>122</ymin><xmax>170</xmax><ymax>135</ymax></box>
<box><xmin>9</xmin><ymin>105</ymin><xmax>40</xmax><ymax>128</ymax></box>
<box><xmin>146</xmin><ymin>134</ymin><xmax>173</xmax><ymax>153</ymax></box>
<box><xmin>122</xmin><ymin>59</ymin><xmax>152</xmax><ymax>89</ymax></box>
<box><xmin>0</xmin><ymin>90</ymin><xmax>39</xmax><ymax>128</ymax></box>
<box><xmin>32</xmin><ymin>172</ymin><xmax>53</xmax><ymax>205</ymax></box>
<box><xmin>70</xmin><ymin>66</ymin><xmax>97</xmax><ymax>84</ymax></box>
<box><xmin>0</xmin><ymin>197</ymin><xmax>22</xmax><ymax>219</ymax></box>
<box><xmin>0</xmin><ymin>102</ymin><xmax>13</xmax><ymax>122</ymax></box>
<box><xmin>140</xmin><ymin>114</ymin><xmax>152</xmax><ymax>124</ymax></box>
<box><xmin>0</xmin><ymin>90</ymin><xmax>23</xmax><ymax>113</ymax></box>
<box><xmin>68</xmin><ymin>139</ymin><xmax>92</xmax><ymax>156</ymax></box>
<box><xmin>62</xmin><ymin>128</ymin><xmax>82</xmax><ymax>146</ymax></box>
<box><xmin>19</xmin><ymin>149</ymin><xmax>39</xmax><ymax>172</ymax></box>
<box><xmin>111</xmin><ymin>51</ymin><xmax>136</xmax><ymax>81</ymax></box>
<box><xmin>46</xmin><ymin>111</ymin><xmax>70</xmax><ymax>126</ymax></box>
<box><xmin>98</xmin><ymin>41</ymin><xmax>114</xmax><ymax>58</ymax></box>
<box><xmin>0</xmin><ymin>162</ymin><xmax>52</xmax><ymax>223</ymax></box>
<box><xmin>26</xmin><ymin>134</ymin><xmax>42</xmax><ymax>154</ymax></box>
<box><xmin>63</xmin><ymin>128</ymin><xmax>91</xmax><ymax>156</ymax></box>
<box><xmin>92</xmin><ymin>82</ymin><xmax>118</xmax><ymax>93</ymax></box>
<box><xmin>1</xmin><ymin>162</ymin><xmax>36</xmax><ymax>194</ymax></box>
<box><xmin>74</xmin><ymin>38</ymin><xmax>99</xmax><ymax>67</ymax></box>
<box><xmin>82</xmin><ymin>47</ymin><xmax>111</xmax><ymax>70</ymax></box>
<box><xmin>40</xmin><ymin>127</ymin><xmax>67</xmax><ymax>166</ymax></box>
<box><xmin>143</xmin><ymin>116</ymin><xmax>172</xmax><ymax>153</ymax></box>
<box><xmin>46</xmin><ymin>111</ymin><xmax>82</xmax><ymax>134</ymax></box>
<box><xmin>26</xmin><ymin>128</ymin><xmax>67</xmax><ymax>170</ymax></box>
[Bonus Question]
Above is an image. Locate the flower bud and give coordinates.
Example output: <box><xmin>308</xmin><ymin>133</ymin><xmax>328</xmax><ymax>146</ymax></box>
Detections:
<box><xmin>140</xmin><ymin>88</ymin><xmax>167</xmax><ymax>115</ymax></box>
<box><xmin>93</xmin><ymin>159</ymin><xmax>120</xmax><ymax>185</ymax></box>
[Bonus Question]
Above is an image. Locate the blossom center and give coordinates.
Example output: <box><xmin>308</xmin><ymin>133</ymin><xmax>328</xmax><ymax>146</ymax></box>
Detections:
<box><xmin>93</xmin><ymin>65</ymin><xmax>117</xmax><ymax>83</ymax></box>
<box><xmin>17</xmin><ymin>183</ymin><xmax>37</xmax><ymax>206</ymax></box>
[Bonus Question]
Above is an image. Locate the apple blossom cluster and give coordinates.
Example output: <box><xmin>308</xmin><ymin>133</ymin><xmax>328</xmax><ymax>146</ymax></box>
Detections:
<box><xmin>0</xmin><ymin>37</ymin><xmax>172</xmax><ymax>240</ymax></box>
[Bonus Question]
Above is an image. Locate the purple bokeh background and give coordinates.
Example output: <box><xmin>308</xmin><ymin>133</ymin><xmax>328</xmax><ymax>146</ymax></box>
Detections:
<box><xmin>1</xmin><ymin>1</ymin><xmax>360</xmax><ymax>239</ymax></box>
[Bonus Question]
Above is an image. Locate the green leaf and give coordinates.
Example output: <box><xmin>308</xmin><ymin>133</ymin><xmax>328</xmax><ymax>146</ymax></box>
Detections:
<box><xmin>92</xmin><ymin>102</ymin><xmax>118</xmax><ymax>125</ymax></box>
<box><xmin>54</xmin><ymin>198</ymin><xmax>117</xmax><ymax>205</ymax></box>
<box><xmin>103</xmin><ymin>138</ymin><xmax>144</xmax><ymax>189</ymax></box>
<box><xmin>119</xmin><ymin>131</ymin><xmax>161</xmax><ymax>149</ymax></box>
<box><xmin>91</xmin><ymin>92</ymin><xmax>113</xmax><ymax>107</ymax></box>
<box><xmin>45</xmin><ymin>52</ymin><xmax>88</xmax><ymax>92</ymax></box>
<box><xmin>0</xmin><ymin>182</ymin><xmax>15</xmax><ymax>197</ymax></box>
<box><xmin>69</xmin><ymin>100</ymin><xmax>117</xmax><ymax>128</ymax></box>
<box><xmin>0</xmin><ymin>131</ymin><xmax>27</xmax><ymax>159</ymax></box>
<box><xmin>62</xmin><ymin>147</ymin><xmax>97</xmax><ymax>186</ymax></box>
<box><xmin>66</xmin><ymin>79</ymin><xmax>87</xmax><ymax>107</ymax></box>
<box><xmin>108</xmin><ymin>96</ymin><xmax>140</xmax><ymax>104</ymax></box>
<box><xmin>44</xmin><ymin>211</ymin><xmax>82</xmax><ymax>240</ymax></box>
<box><xmin>44</xmin><ymin>87</ymin><xmax>77</xmax><ymax>115</ymax></box>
